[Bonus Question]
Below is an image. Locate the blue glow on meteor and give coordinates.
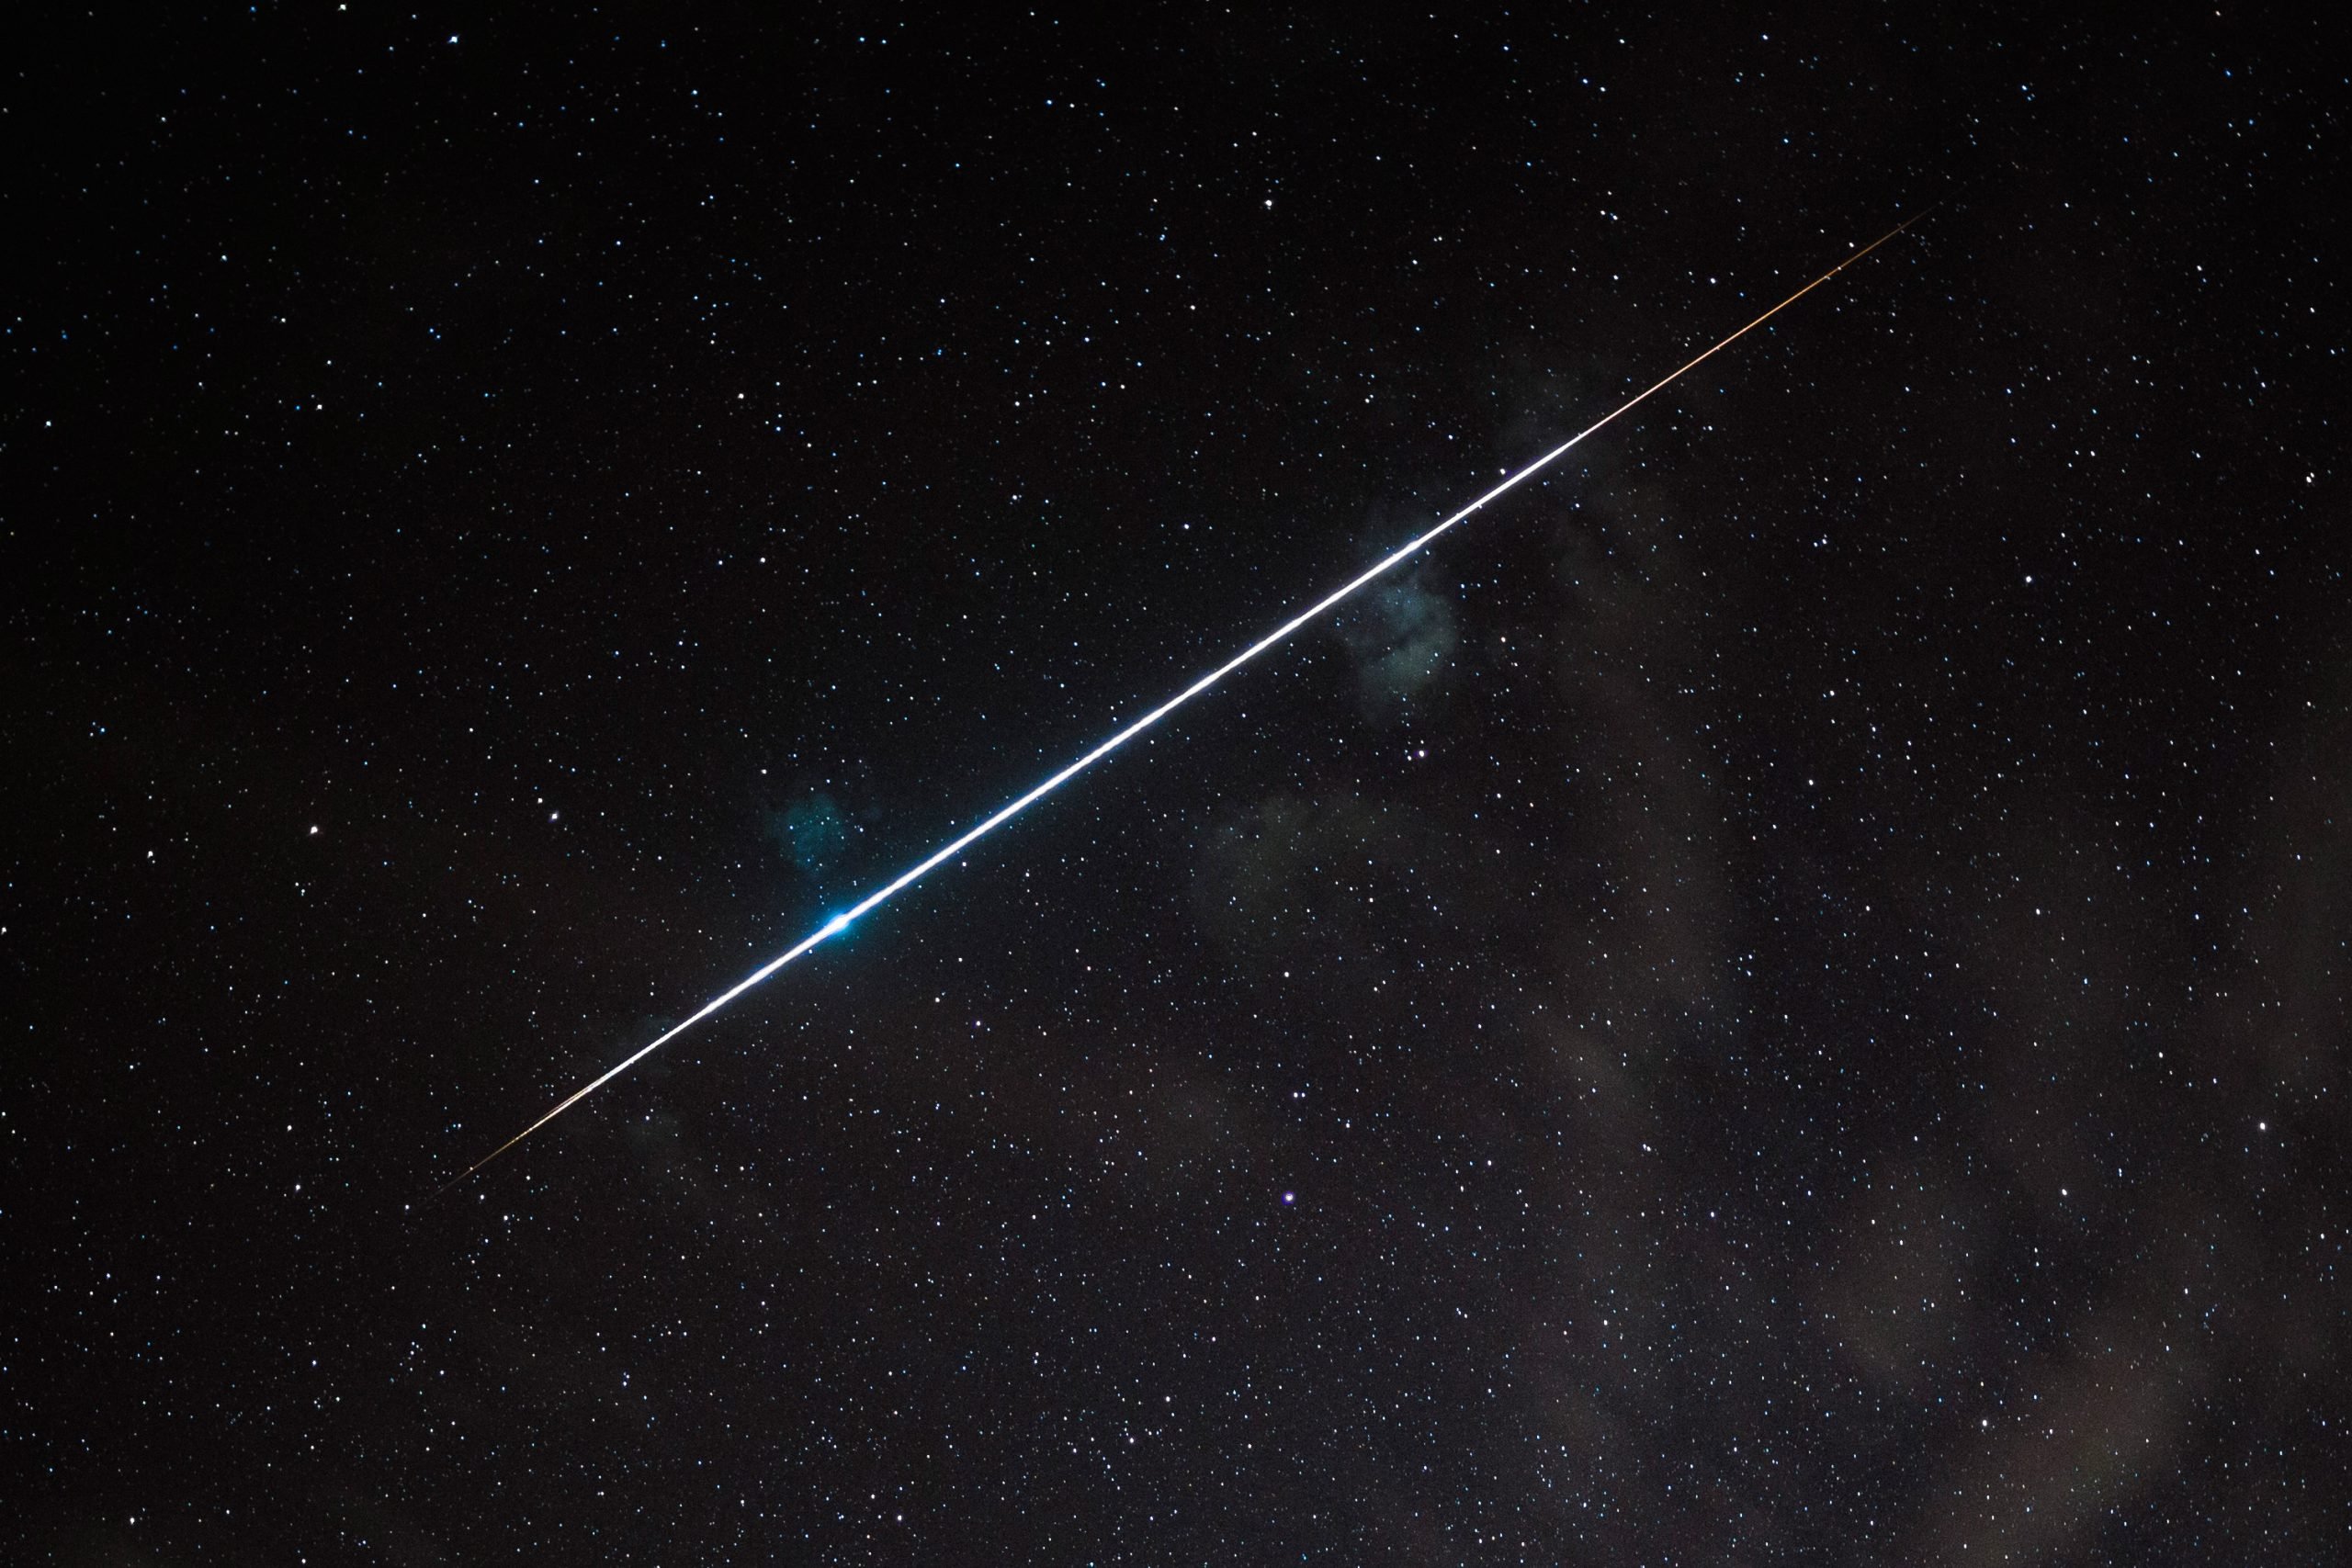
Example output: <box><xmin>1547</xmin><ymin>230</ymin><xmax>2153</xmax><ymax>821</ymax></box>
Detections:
<box><xmin>441</xmin><ymin>212</ymin><xmax>1928</xmax><ymax>1193</ymax></box>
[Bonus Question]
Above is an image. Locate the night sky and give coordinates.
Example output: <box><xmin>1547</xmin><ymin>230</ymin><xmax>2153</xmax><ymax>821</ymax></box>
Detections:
<box><xmin>8</xmin><ymin>6</ymin><xmax>2347</xmax><ymax>1562</ymax></box>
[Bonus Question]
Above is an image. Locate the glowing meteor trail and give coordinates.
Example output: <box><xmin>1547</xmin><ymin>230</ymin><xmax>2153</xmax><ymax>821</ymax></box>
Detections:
<box><xmin>442</xmin><ymin>211</ymin><xmax>1929</xmax><ymax>1193</ymax></box>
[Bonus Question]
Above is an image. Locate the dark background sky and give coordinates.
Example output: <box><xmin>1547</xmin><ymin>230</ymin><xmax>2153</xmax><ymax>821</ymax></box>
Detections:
<box><xmin>6</xmin><ymin>4</ymin><xmax>2346</xmax><ymax>1562</ymax></box>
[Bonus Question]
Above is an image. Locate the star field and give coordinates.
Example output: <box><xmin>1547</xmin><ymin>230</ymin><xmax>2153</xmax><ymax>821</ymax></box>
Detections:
<box><xmin>6</xmin><ymin>6</ymin><xmax>2346</xmax><ymax>1562</ymax></box>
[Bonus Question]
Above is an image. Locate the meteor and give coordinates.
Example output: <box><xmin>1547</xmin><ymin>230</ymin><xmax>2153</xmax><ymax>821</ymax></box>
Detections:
<box><xmin>441</xmin><ymin>211</ymin><xmax>1929</xmax><ymax>1193</ymax></box>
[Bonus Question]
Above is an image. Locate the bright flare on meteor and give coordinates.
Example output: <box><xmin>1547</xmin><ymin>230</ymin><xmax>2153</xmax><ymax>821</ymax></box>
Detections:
<box><xmin>442</xmin><ymin>212</ymin><xmax>1930</xmax><ymax>1193</ymax></box>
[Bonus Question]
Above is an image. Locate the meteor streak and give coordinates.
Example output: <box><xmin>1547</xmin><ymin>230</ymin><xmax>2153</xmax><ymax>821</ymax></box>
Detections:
<box><xmin>442</xmin><ymin>211</ymin><xmax>1929</xmax><ymax>1193</ymax></box>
